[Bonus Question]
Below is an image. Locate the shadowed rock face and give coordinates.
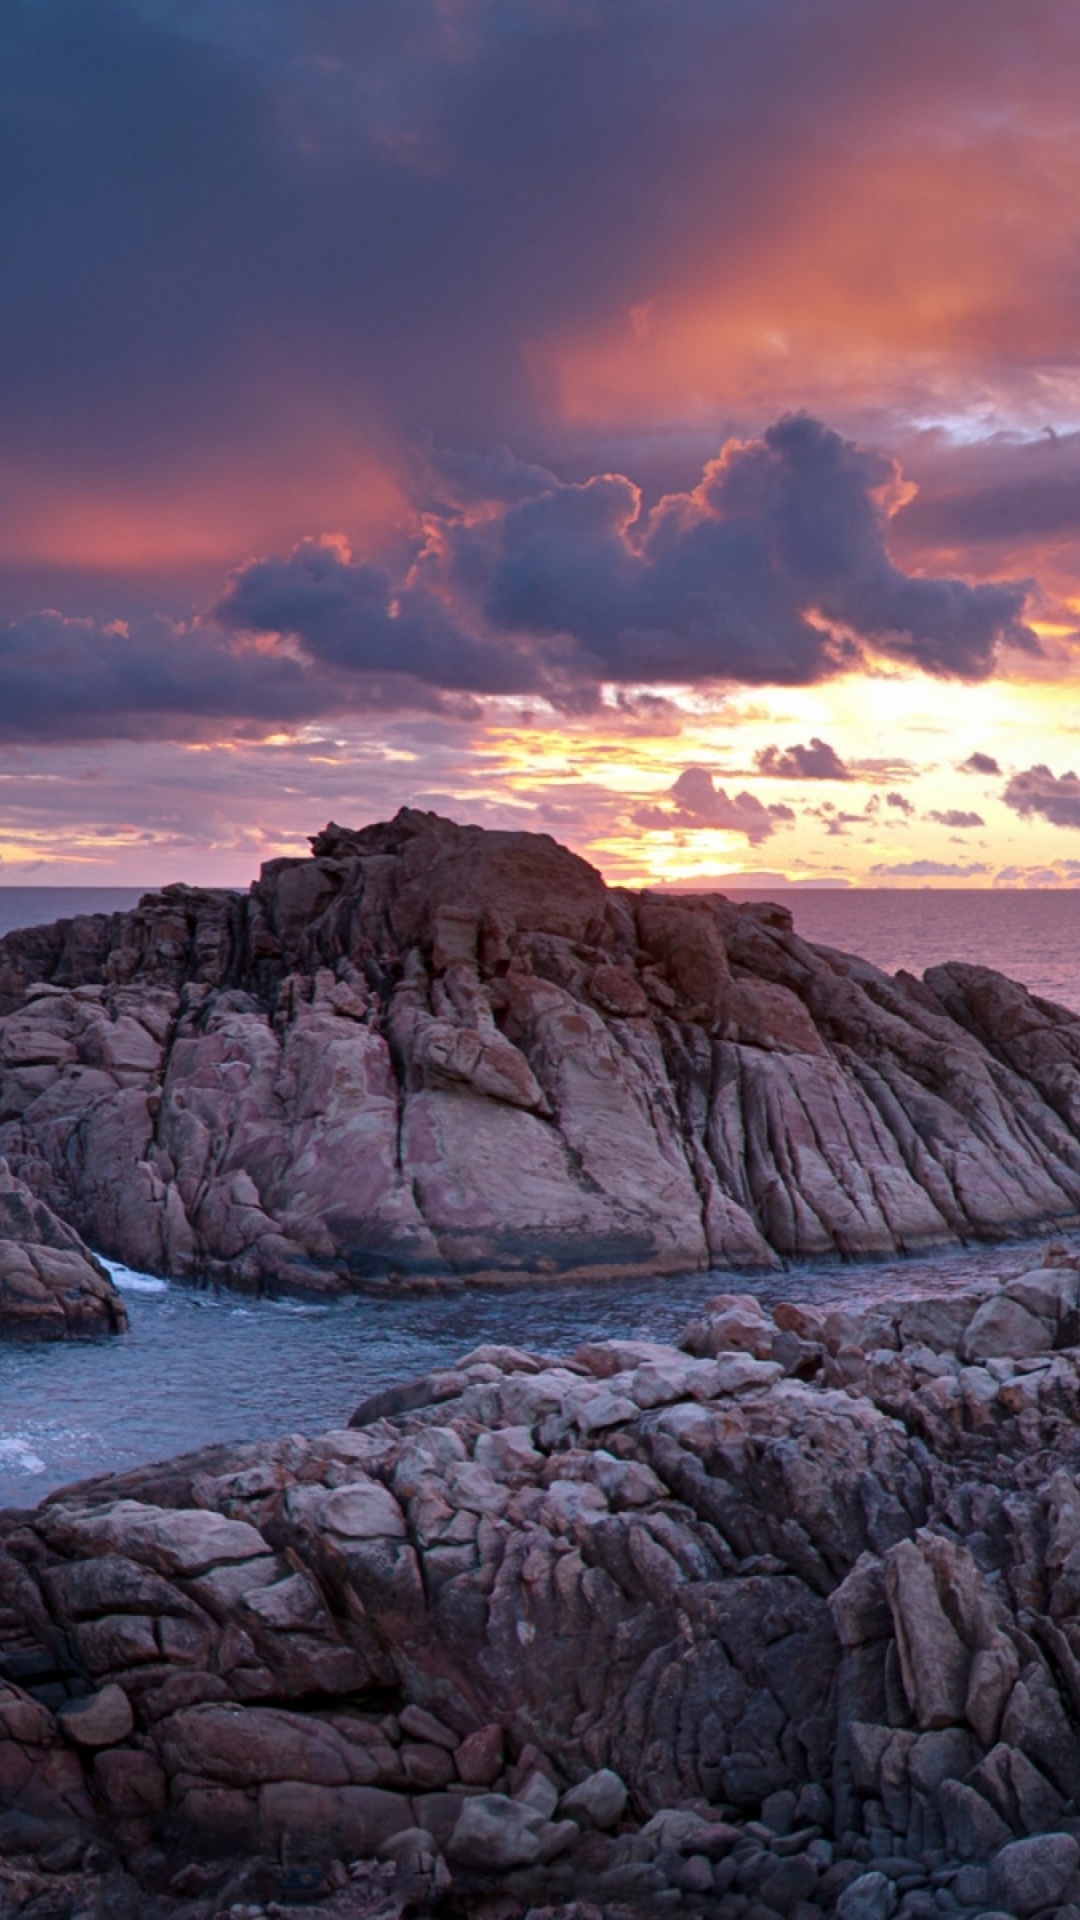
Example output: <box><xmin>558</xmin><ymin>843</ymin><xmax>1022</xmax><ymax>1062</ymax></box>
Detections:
<box><xmin>1</xmin><ymin>809</ymin><xmax>1080</xmax><ymax>1293</ymax></box>
<box><xmin>0</xmin><ymin>1160</ymin><xmax>126</xmax><ymax>1340</ymax></box>
<box><xmin>6</xmin><ymin>1253</ymin><xmax>1080</xmax><ymax>1914</ymax></box>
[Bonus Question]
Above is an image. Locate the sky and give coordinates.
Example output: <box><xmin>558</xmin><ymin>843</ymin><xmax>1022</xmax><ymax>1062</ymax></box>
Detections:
<box><xmin>4</xmin><ymin>0</ymin><xmax>1080</xmax><ymax>888</ymax></box>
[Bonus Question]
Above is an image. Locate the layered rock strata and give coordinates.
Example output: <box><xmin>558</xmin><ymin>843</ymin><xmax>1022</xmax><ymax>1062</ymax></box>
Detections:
<box><xmin>8</xmin><ymin>1254</ymin><xmax>1080</xmax><ymax>1913</ymax></box>
<box><xmin>2</xmin><ymin>810</ymin><xmax>1080</xmax><ymax>1293</ymax></box>
<box><xmin>0</xmin><ymin>1158</ymin><xmax>126</xmax><ymax>1339</ymax></box>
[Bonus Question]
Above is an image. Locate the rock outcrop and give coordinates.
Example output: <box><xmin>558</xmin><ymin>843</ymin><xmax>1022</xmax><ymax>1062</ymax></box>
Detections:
<box><xmin>3</xmin><ymin>810</ymin><xmax>1080</xmax><ymax>1293</ymax></box>
<box><xmin>8</xmin><ymin>1251</ymin><xmax>1080</xmax><ymax>1913</ymax></box>
<box><xmin>0</xmin><ymin>1159</ymin><xmax>127</xmax><ymax>1339</ymax></box>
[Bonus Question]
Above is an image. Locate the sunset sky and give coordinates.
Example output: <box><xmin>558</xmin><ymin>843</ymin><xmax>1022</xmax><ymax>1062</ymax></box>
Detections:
<box><xmin>5</xmin><ymin>0</ymin><xmax>1080</xmax><ymax>887</ymax></box>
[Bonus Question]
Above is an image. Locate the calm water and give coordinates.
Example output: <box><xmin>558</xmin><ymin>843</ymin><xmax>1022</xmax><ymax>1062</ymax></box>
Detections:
<box><xmin>0</xmin><ymin>888</ymin><xmax>145</xmax><ymax>938</ymax></box>
<box><xmin>3</xmin><ymin>886</ymin><xmax>1080</xmax><ymax>1511</ymax></box>
<box><xmin>728</xmin><ymin>888</ymin><xmax>1080</xmax><ymax>1012</ymax></box>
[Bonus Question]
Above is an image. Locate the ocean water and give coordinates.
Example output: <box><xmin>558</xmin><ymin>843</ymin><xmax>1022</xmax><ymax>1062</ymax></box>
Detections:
<box><xmin>0</xmin><ymin>887</ymin><xmax>146</xmax><ymax>938</ymax></box>
<box><xmin>2</xmin><ymin>885</ymin><xmax>1080</xmax><ymax>1510</ymax></box>
<box><xmin>727</xmin><ymin>887</ymin><xmax>1080</xmax><ymax>1013</ymax></box>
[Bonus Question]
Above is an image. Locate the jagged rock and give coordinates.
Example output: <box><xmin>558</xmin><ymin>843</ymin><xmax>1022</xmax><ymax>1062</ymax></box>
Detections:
<box><xmin>0</xmin><ymin>1158</ymin><xmax>126</xmax><ymax>1339</ymax></box>
<box><xmin>10</xmin><ymin>1258</ymin><xmax>1080</xmax><ymax>1909</ymax></box>
<box><xmin>8</xmin><ymin>812</ymin><xmax>1080</xmax><ymax>1291</ymax></box>
<box><xmin>884</xmin><ymin>1541</ymin><xmax>969</xmax><ymax>1730</ymax></box>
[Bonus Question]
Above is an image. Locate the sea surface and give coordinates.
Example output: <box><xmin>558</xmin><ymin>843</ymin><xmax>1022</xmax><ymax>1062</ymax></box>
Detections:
<box><xmin>3</xmin><ymin>884</ymin><xmax>1080</xmax><ymax>1511</ymax></box>
<box><xmin>0</xmin><ymin>887</ymin><xmax>146</xmax><ymax>938</ymax></box>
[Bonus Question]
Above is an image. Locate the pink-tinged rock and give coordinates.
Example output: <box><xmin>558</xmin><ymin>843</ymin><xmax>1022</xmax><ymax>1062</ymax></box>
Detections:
<box><xmin>454</xmin><ymin>1724</ymin><xmax>504</xmax><ymax>1787</ymax></box>
<box><xmin>57</xmin><ymin>1684</ymin><xmax>133</xmax><ymax>1749</ymax></box>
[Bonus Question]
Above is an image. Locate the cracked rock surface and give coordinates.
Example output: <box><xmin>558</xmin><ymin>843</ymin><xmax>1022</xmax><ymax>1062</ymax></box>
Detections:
<box><xmin>2</xmin><ymin>811</ymin><xmax>1080</xmax><ymax>1293</ymax></box>
<box><xmin>7</xmin><ymin>1253</ymin><xmax>1080</xmax><ymax>1912</ymax></box>
<box><xmin>0</xmin><ymin>1158</ymin><xmax>126</xmax><ymax>1339</ymax></box>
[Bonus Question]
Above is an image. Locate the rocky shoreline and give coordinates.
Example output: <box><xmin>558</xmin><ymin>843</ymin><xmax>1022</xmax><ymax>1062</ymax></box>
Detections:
<box><xmin>5</xmin><ymin>1251</ymin><xmax>1080</xmax><ymax>1914</ymax></box>
<box><xmin>3</xmin><ymin>810</ymin><xmax>1080</xmax><ymax>1311</ymax></box>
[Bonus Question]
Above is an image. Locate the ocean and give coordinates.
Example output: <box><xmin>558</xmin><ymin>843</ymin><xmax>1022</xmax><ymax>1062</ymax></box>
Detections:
<box><xmin>0</xmin><ymin>887</ymin><xmax>145</xmax><ymax>939</ymax></box>
<box><xmin>2</xmin><ymin>883</ymin><xmax>1080</xmax><ymax>1510</ymax></box>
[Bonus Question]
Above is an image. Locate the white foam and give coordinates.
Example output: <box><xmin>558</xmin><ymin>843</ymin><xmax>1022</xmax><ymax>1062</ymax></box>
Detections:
<box><xmin>0</xmin><ymin>1436</ymin><xmax>47</xmax><ymax>1475</ymax></box>
<box><xmin>98</xmin><ymin>1257</ymin><xmax>169</xmax><ymax>1295</ymax></box>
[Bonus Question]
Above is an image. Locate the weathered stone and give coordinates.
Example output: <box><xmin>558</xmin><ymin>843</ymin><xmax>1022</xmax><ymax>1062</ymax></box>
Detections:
<box><xmin>446</xmin><ymin>1793</ymin><xmax>545</xmax><ymax>1870</ymax></box>
<box><xmin>885</xmin><ymin>1542</ymin><xmax>969</xmax><ymax>1730</ymax></box>
<box><xmin>559</xmin><ymin>1769</ymin><xmax>628</xmax><ymax>1831</ymax></box>
<box><xmin>57</xmin><ymin>1684</ymin><xmax>134</xmax><ymax>1749</ymax></box>
<box><xmin>993</xmin><ymin>1832</ymin><xmax>1080</xmax><ymax>1915</ymax></box>
<box><xmin>836</xmin><ymin>1871</ymin><xmax>897</xmax><ymax>1920</ymax></box>
<box><xmin>938</xmin><ymin>1780</ymin><xmax>1012</xmax><ymax>1859</ymax></box>
<box><xmin>960</xmin><ymin>1295</ymin><xmax>1054</xmax><ymax>1362</ymax></box>
<box><xmin>454</xmin><ymin>1724</ymin><xmax>504</xmax><ymax>1786</ymax></box>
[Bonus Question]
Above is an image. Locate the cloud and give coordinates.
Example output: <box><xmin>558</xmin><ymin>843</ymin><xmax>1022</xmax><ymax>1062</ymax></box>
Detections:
<box><xmin>886</xmin><ymin>791</ymin><xmax>915</xmax><ymax>815</ymax></box>
<box><xmin>755</xmin><ymin>737</ymin><xmax>851</xmax><ymax>779</ymax></box>
<box><xmin>1002</xmin><ymin>764</ymin><xmax>1080</xmax><ymax>830</ymax></box>
<box><xmin>960</xmin><ymin>751</ymin><xmax>1001</xmax><ymax>775</ymax></box>
<box><xmin>458</xmin><ymin>416</ymin><xmax>1036</xmax><ymax>686</ymax></box>
<box><xmin>870</xmin><ymin>859</ymin><xmax>991</xmax><ymax>878</ymax></box>
<box><xmin>634</xmin><ymin>767</ymin><xmax>791</xmax><ymax>844</ymax></box>
<box><xmin>926</xmin><ymin>809</ymin><xmax>985</xmax><ymax>828</ymax></box>
<box><xmin>215</xmin><ymin>535</ymin><xmax>542</xmax><ymax>696</ymax></box>
<box><xmin>0</xmin><ymin>609</ymin><xmax>318</xmax><ymax>742</ymax></box>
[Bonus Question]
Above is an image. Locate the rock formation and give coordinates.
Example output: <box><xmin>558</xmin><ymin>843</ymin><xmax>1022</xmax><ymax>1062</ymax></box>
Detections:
<box><xmin>0</xmin><ymin>1159</ymin><xmax>126</xmax><ymax>1339</ymax></box>
<box><xmin>6</xmin><ymin>1252</ymin><xmax>1080</xmax><ymax>1914</ymax></box>
<box><xmin>2</xmin><ymin>809</ymin><xmax>1080</xmax><ymax>1294</ymax></box>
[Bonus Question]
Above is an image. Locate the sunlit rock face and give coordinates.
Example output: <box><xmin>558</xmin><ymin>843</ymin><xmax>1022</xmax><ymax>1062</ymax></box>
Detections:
<box><xmin>1</xmin><ymin>808</ymin><xmax>1080</xmax><ymax>1294</ymax></box>
<box><xmin>0</xmin><ymin>1159</ymin><xmax>126</xmax><ymax>1340</ymax></box>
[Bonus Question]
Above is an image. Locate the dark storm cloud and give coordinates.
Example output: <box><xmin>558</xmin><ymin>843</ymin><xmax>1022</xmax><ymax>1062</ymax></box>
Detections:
<box><xmin>436</xmin><ymin>416</ymin><xmax>1036</xmax><ymax>686</ymax></box>
<box><xmin>215</xmin><ymin>417</ymin><xmax>1035</xmax><ymax>705</ymax></box>
<box><xmin>215</xmin><ymin>537</ymin><xmax>542</xmax><ymax>696</ymax></box>
<box><xmin>0</xmin><ymin>610</ymin><xmax>314</xmax><ymax>741</ymax></box>
<box><xmin>960</xmin><ymin>751</ymin><xmax>1001</xmax><ymax>775</ymax></box>
<box><xmin>926</xmin><ymin>809</ymin><xmax>985</xmax><ymax>828</ymax></box>
<box><xmin>3</xmin><ymin>0</ymin><xmax>1077</xmax><ymax>491</ymax></box>
<box><xmin>755</xmin><ymin>737</ymin><xmax>851</xmax><ymax>779</ymax></box>
<box><xmin>1003</xmin><ymin>765</ymin><xmax>1080</xmax><ymax>831</ymax></box>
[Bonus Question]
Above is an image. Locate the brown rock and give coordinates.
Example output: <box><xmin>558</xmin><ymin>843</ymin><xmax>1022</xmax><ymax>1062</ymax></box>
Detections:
<box><xmin>455</xmin><ymin>1724</ymin><xmax>505</xmax><ymax>1787</ymax></box>
<box><xmin>57</xmin><ymin>1684</ymin><xmax>134</xmax><ymax>1749</ymax></box>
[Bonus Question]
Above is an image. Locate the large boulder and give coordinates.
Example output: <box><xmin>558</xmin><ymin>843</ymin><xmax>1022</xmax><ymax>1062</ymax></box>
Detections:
<box><xmin>3</xmin><ymin>809</ymin><xmax>1080</xmax><ymax>1292</ymax></box>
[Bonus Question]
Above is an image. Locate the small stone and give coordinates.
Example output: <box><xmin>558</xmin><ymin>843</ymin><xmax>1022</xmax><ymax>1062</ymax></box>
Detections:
<box><xmin>951</xmin><ymin>1863</ymin><xmax>990</xmax><ymax>1906</ymax></box>
<box><xmin>760</xmin><ymin>1852</ymin><xmax>818</xmax><ymax>1909</ymax></box>
<box><xmin>836</xmin><ymin>1871</ymin><xmax>898</xmax><ymax>1920</ymax></box>
<box><xmin>670</xmin><ymin>1852</ymin><xmax>715</xmax><ymax>1894</ymax></box>
<box><xmin>761</xmin><ymin>1789</ymin><xmax>798</xmax><ymax>1836</ymax></box>
<box><xmin>937</xmin><ymin>1780</ymin><xmax>1011</xmax><ymax>1861</ymax></box>
<box><xmin>558</xmin><ymin>1769</ymin><xmax>628</xmax><ymax>1831</ymax></box>
<box><xmin>515</xmin><ymin>1769</ymin><xmax>560</xmax><ymax>1820</ymax></box>
<box><xmin>454</xmin><ymin>1724</ymin><xmax>504</xmax><ymax>1787</ymax></box>
<box><xmin>398</xmin><ymin>1703</ymin><xmax>458</xmax><ymax>1750</ymax></box>
<box><xmin>57</xmin><ymin>1684</ymin><xmax>134</xmax><ymax>1749</ymax></box>
<box><xmin>447</xmin><ymin>1794</ymin><xmax>545</xmax><ymax>1870</ymax></box>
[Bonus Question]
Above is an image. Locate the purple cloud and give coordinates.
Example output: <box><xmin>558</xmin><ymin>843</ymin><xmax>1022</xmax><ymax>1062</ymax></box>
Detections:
<box><xmin>1003</xmin><ymin>764</ymin><xmax>1080</xmax><ymax>830</ymax></box>
<box><xmin>756</xmin><ymin>737</ymin><xmax>851</xmax><ymax>779</ymax></box>
<box><xmin>926</xmin><ymin>809</ymin><xmax>985</xmax><ymax>828</ymax></box>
